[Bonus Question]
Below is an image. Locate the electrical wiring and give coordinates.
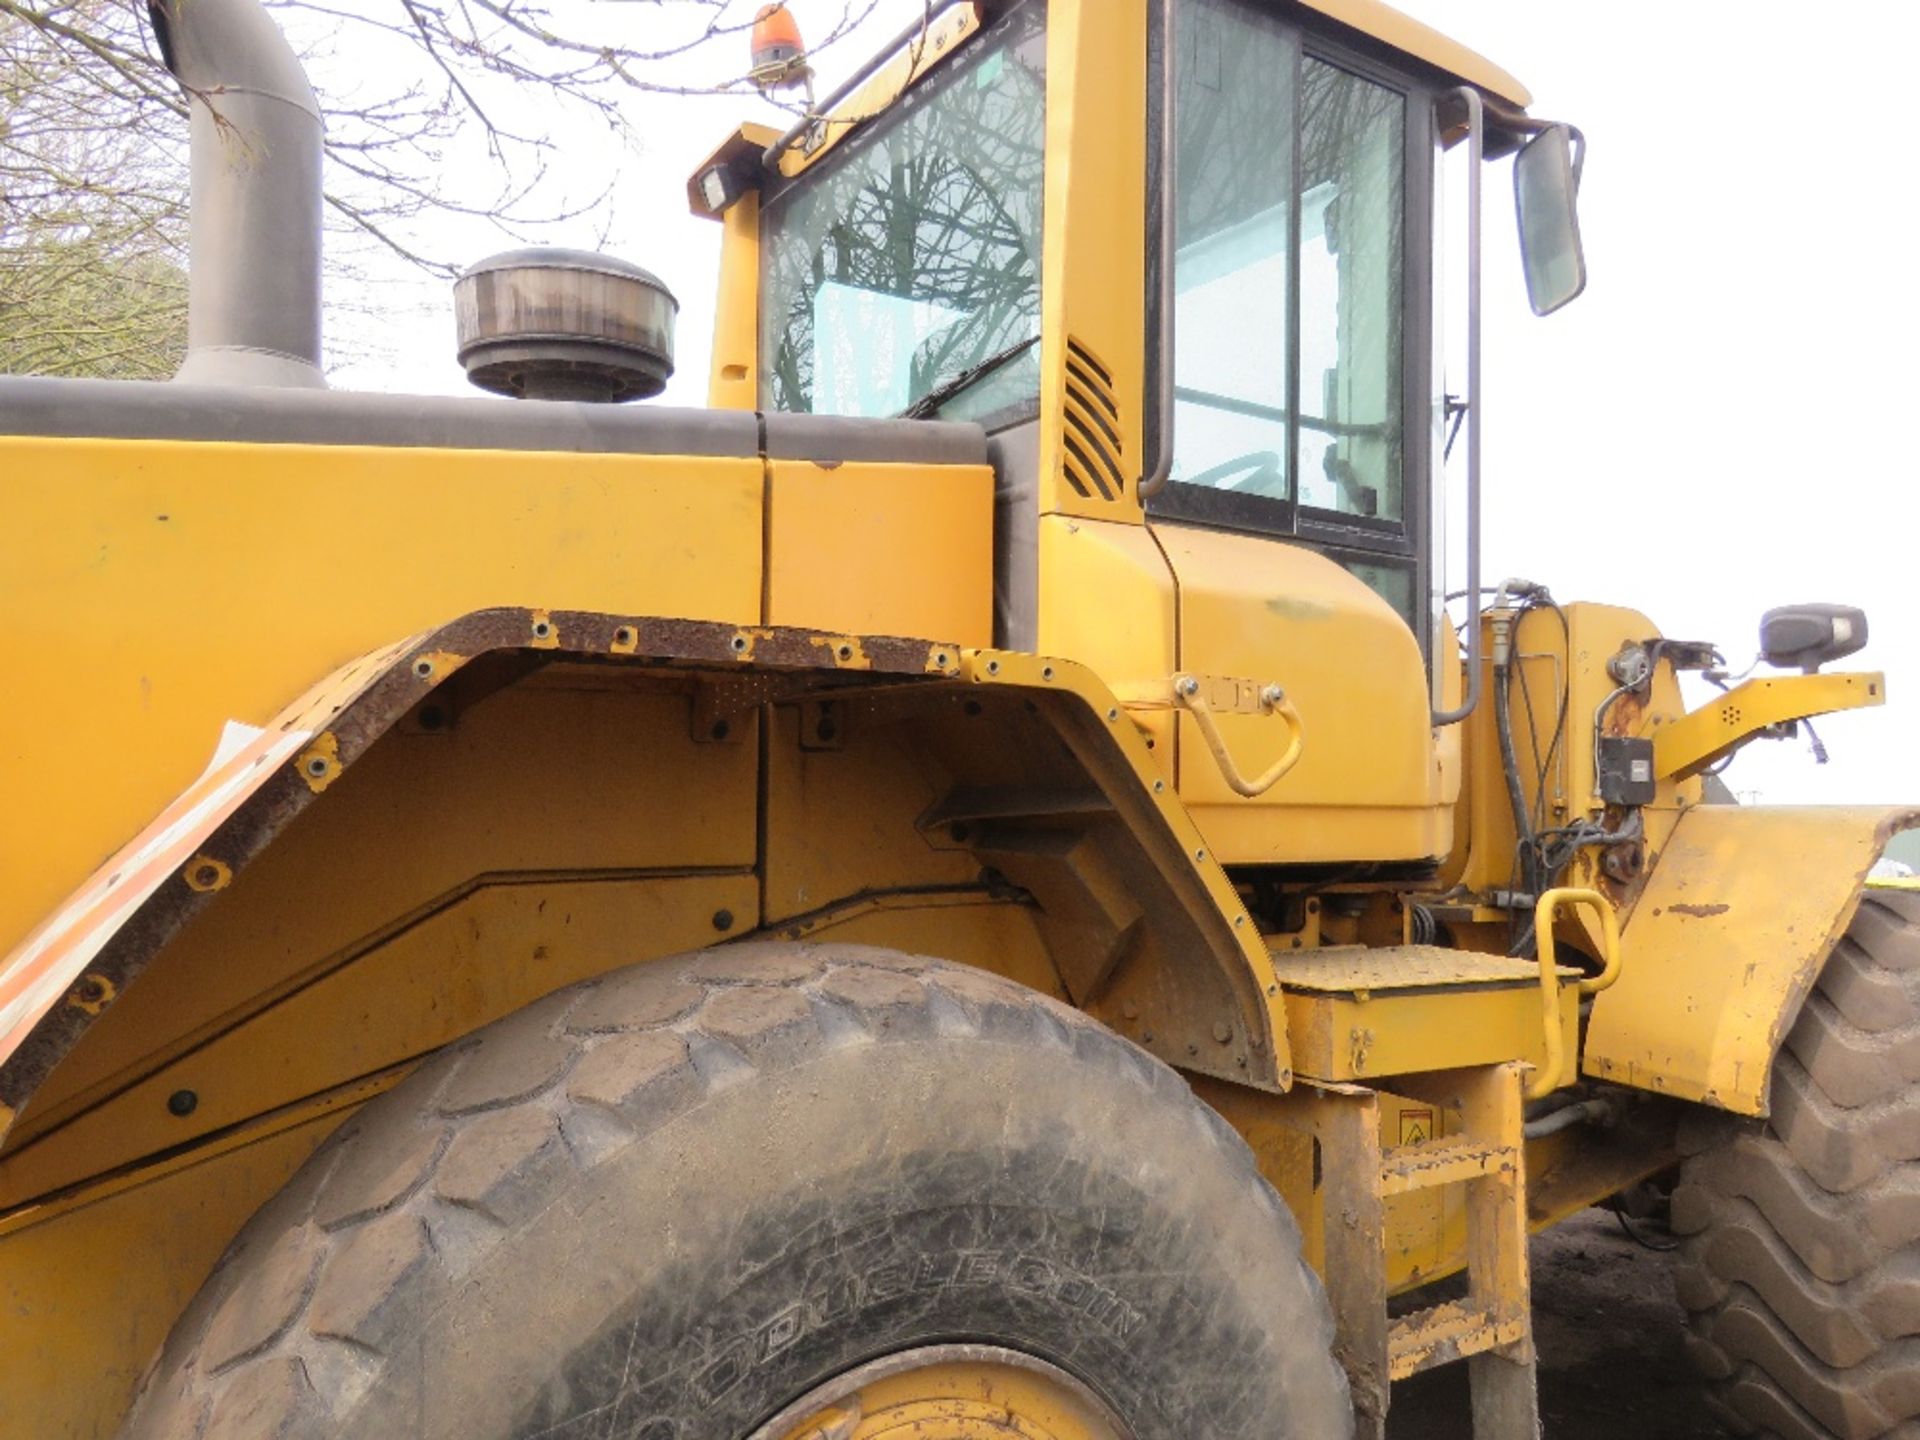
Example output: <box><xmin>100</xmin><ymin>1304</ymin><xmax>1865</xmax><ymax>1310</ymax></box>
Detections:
<box><xmin>1608</xmin><ymin>1197</ymin><xmax>1679</xmax><ymax>1253</ymax></box>
<box><xmin>1494</xmin><ymin>584</ymin><xmax>1584</xmax><ymax>953</ymax></box>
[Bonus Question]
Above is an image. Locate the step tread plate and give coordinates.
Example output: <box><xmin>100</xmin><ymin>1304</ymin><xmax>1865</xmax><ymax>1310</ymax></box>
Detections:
<box><xmin>1379</xmin><ymin>1134</ymin><xmax>1517</xmax><ymax>1195</ymax></box>
<box><xmin>1388</xmin><ymin>1298</ymin><xmax>1530</xmax><ymax>1380</ymax></box>
<box><xmin>1269</xmin><ymin>944</ymin><xmax>1578</xmax><ymax>996</ymax></box>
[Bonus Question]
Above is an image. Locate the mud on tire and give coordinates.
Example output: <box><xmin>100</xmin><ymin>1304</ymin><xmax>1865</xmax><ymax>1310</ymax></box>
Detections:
<box><xmin>119</xmin><ymin>943</ymin><xmax>1352</xmax><ymax>1439</ymax></box>
<box><xmin>1674</xmin><ymin>890</ymin><xmax>1920</xmax><ymax>1439</ymax></box>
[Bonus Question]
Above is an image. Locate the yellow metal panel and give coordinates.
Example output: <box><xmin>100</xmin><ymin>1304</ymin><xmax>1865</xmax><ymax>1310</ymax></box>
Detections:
<box><xmin>1453</xmin><ymin>608</ymin><xmax>1565</xmax><ymax>892</ymax></box>
<box><xmin>7</xmin><ymin>678</ymin><xmax>760</xmax><ymax>1146</ymax></box>
<box><xmin>1156</xmin><ymin>524</ymin><xmax>1449</xmax><ymax>863</ymax></box>
<box><xmin>0</xmin><ymin>437</ymin><xmax>764</xmax><ymax>964</ymax></box>
<box><xmin>0</xmin><ymin>874</ymin><xmax>756</xmax><ymax>1207</ymax></box>
<box><xmin>1035</xmin><ymin>513</ymin><xmax>1177</xmax><ymax>765</ymax></box>
<box><xmin>1450</xmin><ymin>601</ymin><xmax>1703</xmax><ymax>970</ymax></box>
<box><xmin>1036</xmin><ymin>0</ymin><xmax>1148</xmax><ymax>518</ymax></box>
<box><xmin>1299</xmin><ymin>0</ymin><xmax>1530</xmax><ymax>106</ymax></box>
<box><xmin>1201</xmin><ymin>803</ymin><xmax>1453</xmax><ymax>869</ymax></box>
<box><xmin>1584</xmin><ymin>804</ymin><xmax>1919</xmax><ymax>1114</ymax></box>
<box><xmin>767</xmin><ymin>459</ymin><xmax>994</xmax><ymax>644</ymax></box>
<box><xmin>1274</xmin><ymin>950</ymin><xmax>1578</xmax><ymax>1086</ymax></box>
<box><xmin>1559</xmin><ymin>604</ymin><xmax>1683</xmax><ymax>817</ymax></box>
<box><xmin>0</xmin><ymin>688</ymin><xmax>330</xmax><ymax>1077</ymax></box>
<box><xmin>761</xmin><ymin>653</ymin><xmax>1288</xmax><ymax>1086</ymax></box>
<box><xmin>0</xmin><ymin>1084</ymin><xmax>372</xmax><ymax>1440</ymax></box>
<box><xmin>773</xmin><ymin>894</ymin><xmax>1068</xmax><ymax>1002</ymax></box>
<box><xmin>1652</xmin><ymin>671</ymin><xmax>1886</xmax><ymax>781</ymax></box>
<box><xmin>762</xmin><ymin>703</ymin><xmax>985</xmax><ymax>926</ymax></box>
<box><xmin>707</xmin><ymin>188</ymin><xmax>761</xmax><ymax>409</ymax></box>
<box><xmin>957</xmin><ymin>647</ymin><xmax>1294</xmax><ymax>1085</ymax></box>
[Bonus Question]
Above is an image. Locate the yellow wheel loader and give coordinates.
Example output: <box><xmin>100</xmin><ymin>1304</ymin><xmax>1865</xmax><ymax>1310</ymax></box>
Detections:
<box><xmin>1</xmin><ymin>1</ymin><xmax>1911</xmax><ymax>1436</ymax></box>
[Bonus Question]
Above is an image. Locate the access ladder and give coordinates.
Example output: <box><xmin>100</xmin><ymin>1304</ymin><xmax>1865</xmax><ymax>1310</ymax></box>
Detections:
<box><xmin>1256</xmin><ymin>938</ymin><xmax>1571</xmax><ymax>1438</ymax></box>
<box><xmin>1302</xmin><ymin>1061</ymin><xmax>1539</xmax><ymax>1439</ymax></box>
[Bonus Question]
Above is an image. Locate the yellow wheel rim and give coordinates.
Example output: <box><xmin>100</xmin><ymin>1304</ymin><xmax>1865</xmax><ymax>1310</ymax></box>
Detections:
<box><xmin>755</xmin><ymin>1344</ymin><xmax>1130</xmax><ymax>1440</ymax></box>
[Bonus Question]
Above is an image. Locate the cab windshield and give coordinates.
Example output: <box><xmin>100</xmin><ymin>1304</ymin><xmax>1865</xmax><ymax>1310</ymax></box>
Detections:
<box><xmin>759</xmin><ymin>3</ymin><xmax>1046</xmax><ymax>420</ymax></box>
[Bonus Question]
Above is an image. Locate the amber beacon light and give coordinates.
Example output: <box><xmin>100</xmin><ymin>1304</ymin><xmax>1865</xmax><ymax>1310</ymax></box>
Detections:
<box><xmin>750</xmin><ymin>4</ymin><xmax>811</xmax><ymax>91</ymax></box>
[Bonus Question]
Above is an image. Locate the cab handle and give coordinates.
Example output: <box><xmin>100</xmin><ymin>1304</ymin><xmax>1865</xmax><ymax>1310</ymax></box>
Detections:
<box><xmin>1173</xmin><ymin>674</ymin><xmax>1304</xmax><ymax>799</ymax></box>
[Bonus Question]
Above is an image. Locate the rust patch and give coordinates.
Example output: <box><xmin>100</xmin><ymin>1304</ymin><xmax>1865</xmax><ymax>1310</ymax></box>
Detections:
<box><xmin>1603</xmin><ymin>690</ymin><xmax>1646</xmax><ymax>738</ymax></box>
<box><xmin>1668</xmin><ymin>902</ymin><xmax>1730</xmax><ymax>919</ymax></box>
<box><xmin>811</xmin><ymin>635</ymin><xmax>871</xmax><ymax>670</ymax></box>
<box><xmin>729</xmin><ymin>627</ymin><xmax>773</xmax><ymax>661</ymax></box>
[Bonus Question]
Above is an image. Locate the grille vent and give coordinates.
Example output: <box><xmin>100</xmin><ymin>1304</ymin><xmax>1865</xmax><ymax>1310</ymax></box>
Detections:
<box><xmin>1061</xmin><ymin>338</ymin><xmax>1127</xmax><ymax>502</ymax></box>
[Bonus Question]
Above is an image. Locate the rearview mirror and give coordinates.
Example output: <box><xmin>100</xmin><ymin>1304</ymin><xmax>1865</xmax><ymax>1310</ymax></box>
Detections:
<box><xmin>1514</xmin><ymin>125</ymin><xmax>1586</xmax><ymax>316</ymax></box>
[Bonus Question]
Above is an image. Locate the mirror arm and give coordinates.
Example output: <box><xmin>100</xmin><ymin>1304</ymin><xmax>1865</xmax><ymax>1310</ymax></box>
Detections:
<box><xmin>1433</xmin><ymin>85</ymin><xmax>1483</xmax><ymax>728</ymax></box>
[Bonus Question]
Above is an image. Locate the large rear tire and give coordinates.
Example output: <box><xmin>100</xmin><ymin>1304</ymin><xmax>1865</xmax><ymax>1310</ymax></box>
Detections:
<box><xmin>120</xmin><ymin>943</ymin><xmax>1352</xmax><ymax>1439</ymax></box>
<box><xmin>1673</xmin><ymin>890</ymin><xmax>1920</xmax><ymax>1439</ymax></box>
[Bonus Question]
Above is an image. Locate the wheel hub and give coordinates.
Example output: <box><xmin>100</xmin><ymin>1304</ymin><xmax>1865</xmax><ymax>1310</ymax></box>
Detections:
<box><xmin>754</xmin><ymin>1344</ymin><xmax>1131</xmax><ymax>1440</ymax></box>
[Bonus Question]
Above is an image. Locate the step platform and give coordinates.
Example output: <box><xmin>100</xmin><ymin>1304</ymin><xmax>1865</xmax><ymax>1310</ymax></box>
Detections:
<box><xmin>1270</xmin><ymin>943</ymin><xmax>1578</xmax><ymax>1087</ymax></box>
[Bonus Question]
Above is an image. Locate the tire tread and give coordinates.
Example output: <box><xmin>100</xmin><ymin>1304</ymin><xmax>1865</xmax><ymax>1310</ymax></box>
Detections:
<box><xmin>121</xmin><ymin>942</ymin><xmax>1345</xmax><ymax>1437</ymax></box>
<box><xmin>1677</xmin><ymin>893</ymin><xmax>1920</xmax><ymax>1438</ymax></box>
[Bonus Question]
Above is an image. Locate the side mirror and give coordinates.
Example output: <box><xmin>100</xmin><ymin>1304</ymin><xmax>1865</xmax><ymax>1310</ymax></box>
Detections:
<box><xmin>1760</xmin><ymin>603</ymin><xmax>1869</xmax><ymax>672</ymax></box>
<box><xmin>1514</xmin><ymin>124</ymin><xmax>1586</xmax><ymax>316</ymax></box>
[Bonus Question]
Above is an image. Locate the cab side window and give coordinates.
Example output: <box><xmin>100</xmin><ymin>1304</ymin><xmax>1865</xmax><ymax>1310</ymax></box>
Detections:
<box><xmin>1298</xmin><ymin>57</ymin><xmax>1405</xmax><ymax>525</ymax></box>
<box><xmin>1170</xmin><ymin>0</ymin><xmax>1297</xmax><ymax>501</ymax></box>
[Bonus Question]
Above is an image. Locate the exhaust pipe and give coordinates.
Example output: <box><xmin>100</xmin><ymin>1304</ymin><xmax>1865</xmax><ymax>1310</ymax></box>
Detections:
<box><xmin>148</xmin><ymin>0</ymin><xmax>325</xmax><ymax>387</ymax></box>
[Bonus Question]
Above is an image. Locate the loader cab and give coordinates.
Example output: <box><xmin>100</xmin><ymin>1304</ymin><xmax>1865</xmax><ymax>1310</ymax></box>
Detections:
<box><xmin>694</xmin><ymin>0</ymin><xmax>1562</xmax><ymax>869</ymax></box>
<box><xmin>706</xmin><ymin>0</ymin><xmax>1501</xmax><ymax>637</ymax></box>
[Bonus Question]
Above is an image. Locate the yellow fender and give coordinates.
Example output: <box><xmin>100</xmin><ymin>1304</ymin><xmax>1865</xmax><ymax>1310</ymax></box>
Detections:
<box><xmin>1584</xmin><ymin>803</ymin><xmax>1920</xmax><ymax>1115</ymax></box>
<box><xmin>0</xmin><ymin>607</ymin><xmax>1293</xmax><ymax>1149</ymax></box>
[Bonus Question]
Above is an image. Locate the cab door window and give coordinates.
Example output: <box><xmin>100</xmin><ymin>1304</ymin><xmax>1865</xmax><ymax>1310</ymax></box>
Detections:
<box><xmin>1297</xmin><ymin>57</ymin><xmax>1405</xmax><ymax>524</ymax></box>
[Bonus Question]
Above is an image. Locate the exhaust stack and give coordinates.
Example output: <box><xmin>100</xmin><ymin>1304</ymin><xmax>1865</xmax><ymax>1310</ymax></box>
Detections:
<box><xmin>148</xmin><ymin>0</ymin><xmax>325</xmax><ymax>387</ymax></box>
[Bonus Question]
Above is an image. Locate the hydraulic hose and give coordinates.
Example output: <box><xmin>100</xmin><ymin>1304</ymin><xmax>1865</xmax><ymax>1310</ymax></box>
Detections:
<box><xmin>1522</xmin><ymin>1097</ymin><xmax>1614</xmax><ymax>1140</ymax></box>
<box><xmin>1493</xmin><ymin>618</ymin><xmax>1537</xmax><ymax>907</ymax></box>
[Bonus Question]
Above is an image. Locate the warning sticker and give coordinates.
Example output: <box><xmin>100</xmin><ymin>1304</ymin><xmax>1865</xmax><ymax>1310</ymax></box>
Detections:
<box><xmin>1399</xmin><ymin>1108</ymin><xmax>1435</xmax><ymax>1146</ymax></box>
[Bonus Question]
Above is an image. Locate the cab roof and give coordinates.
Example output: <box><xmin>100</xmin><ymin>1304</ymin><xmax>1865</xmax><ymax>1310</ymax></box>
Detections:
<box><xmin>1300</xmin><ymin>0</ymin><xmax>1531</xmax><ymax>107</ymax></box>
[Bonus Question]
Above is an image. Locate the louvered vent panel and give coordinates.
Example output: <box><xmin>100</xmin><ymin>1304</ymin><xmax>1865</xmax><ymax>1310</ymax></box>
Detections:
<box><xmin>1061</xmin><ymin>337</ymin><xmax>1127</xmax><ymax>502</ymax></box>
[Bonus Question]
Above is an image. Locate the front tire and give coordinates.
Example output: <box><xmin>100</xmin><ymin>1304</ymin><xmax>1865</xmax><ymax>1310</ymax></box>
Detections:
<box><xmin>1674</xmin><ymin>890</ymin><xmax>1920</xmax><ymax>1439</ymax></box>
<box><xmin>122</xmin><ymin>943</ymin><xmax>1352</xmax><ymax>1439</ymax></box>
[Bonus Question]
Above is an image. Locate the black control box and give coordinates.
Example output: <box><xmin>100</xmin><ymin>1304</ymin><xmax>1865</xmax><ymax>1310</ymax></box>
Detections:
<box><xmin>1596</xmin><ymin>735</ymin><xmax>1657</xmax><ymax>806</ymax></box>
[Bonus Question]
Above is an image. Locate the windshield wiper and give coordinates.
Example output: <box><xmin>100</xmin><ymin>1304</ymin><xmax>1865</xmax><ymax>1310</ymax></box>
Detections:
<box><xmin>898</xmin><ymin>336</ymin><xmax>1040</xmax><ymax>420</ymax></box>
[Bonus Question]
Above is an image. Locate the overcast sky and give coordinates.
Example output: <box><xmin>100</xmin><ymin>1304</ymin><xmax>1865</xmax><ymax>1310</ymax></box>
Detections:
<box><xmin>328</xmin><ymin>1</ymin><xmax>1919</xmax><ymax>809</ymax></box>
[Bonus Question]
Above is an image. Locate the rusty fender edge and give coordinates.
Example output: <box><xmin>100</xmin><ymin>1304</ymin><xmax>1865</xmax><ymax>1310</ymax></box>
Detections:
<box><xmin>0</xmin><ymin>608</ymin><xmax>1290</xmax><ymax>1142</ymax></box>
<box><xmin>1585</xmin><ymin>802</ymin><xmax>1920</xmax><ymax>1116</ymax></box>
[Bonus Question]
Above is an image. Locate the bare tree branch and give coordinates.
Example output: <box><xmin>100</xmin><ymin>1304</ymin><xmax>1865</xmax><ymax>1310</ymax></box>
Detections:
<box><xmin>1</xmin><ymin>0</ymin><xmax>896</xmax><ymax>372</ymax></box>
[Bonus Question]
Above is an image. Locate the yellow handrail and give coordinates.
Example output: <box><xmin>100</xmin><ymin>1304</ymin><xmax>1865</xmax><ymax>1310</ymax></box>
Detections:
<box><xmin>1527</xmin><ymin>887</ymin><xmax>1622</xmax><ymax>1099</ymax></box>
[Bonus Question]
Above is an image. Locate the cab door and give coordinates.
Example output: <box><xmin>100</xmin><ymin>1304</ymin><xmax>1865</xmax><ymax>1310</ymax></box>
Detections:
<box><xmin>1149</xmin><ymin>0</ymin><xmax>1452</xmax><ymax>866</ymax></box>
